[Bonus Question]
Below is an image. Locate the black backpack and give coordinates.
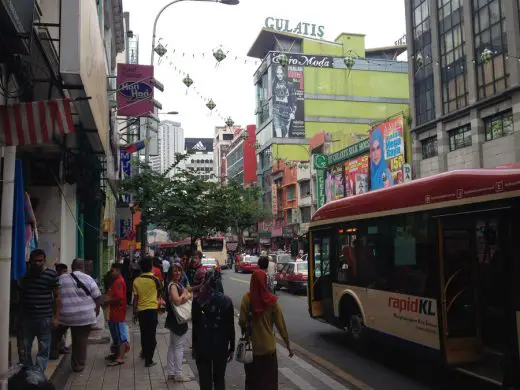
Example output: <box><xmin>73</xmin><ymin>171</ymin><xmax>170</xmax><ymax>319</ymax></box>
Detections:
<box><xmin>199</xmin><ymin>296</ymin><xmax>231</xmax><ymax>356</ymax></box>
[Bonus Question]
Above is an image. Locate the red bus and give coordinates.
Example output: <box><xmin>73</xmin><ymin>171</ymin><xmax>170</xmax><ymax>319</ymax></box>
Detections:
<box><xmin>308</xmin><ymin>168</ymin><xmax>520</xmax><ymax>386</ymax></box>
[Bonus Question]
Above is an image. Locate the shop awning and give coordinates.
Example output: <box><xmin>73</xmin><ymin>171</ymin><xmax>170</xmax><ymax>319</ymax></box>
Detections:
<box><xmin>0</xmin><ymin>98</ymin><xmax>75</xmax><ymax>146</ymax></box>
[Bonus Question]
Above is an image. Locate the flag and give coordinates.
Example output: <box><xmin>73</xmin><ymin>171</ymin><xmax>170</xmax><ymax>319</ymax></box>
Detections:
<box><xmin>121</xmin><ymin>138</ymin><xmax>150</xmax><ymax>154</ymax></box>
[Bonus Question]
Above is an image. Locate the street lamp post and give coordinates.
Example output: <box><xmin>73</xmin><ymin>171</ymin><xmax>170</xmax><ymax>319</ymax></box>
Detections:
<box><xmin>145</xmin><ymin>0</ymin><xmax>239</xmax><ymax>166</ymax></box>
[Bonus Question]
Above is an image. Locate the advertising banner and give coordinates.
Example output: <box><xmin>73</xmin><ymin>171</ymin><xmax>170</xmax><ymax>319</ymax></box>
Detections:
<box><xmin>120</xmin><ymin>150</ymin><xmax>131</xmax><ymax>177</ymax></box>
<box><xmin>344</xmin><ymin>154</ymin><xmax>369</xmax><ymax>196</ymax></box>
<box><xmin>117</xmin><ymin>63</ymin><xmax>154</xmax><ymax>117</ymax></box>
<box><xmin>325</xmin><ymin>163</ymin><xmax>344</xmax><ymax>203</ymax></box>
<box><xmin>271</xmin><ymin>60</ymin><xmax>304</xmax><ymax>138</ymax></box>
<box><xmin>369</xmin><ymin>116</ymin><xmax>405</xmax><ymax>190</ymax></box>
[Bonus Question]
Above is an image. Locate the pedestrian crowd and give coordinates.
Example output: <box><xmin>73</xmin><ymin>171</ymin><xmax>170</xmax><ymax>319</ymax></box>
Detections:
<box><xmin>14</xmin><ymin>248</ymin><xmax>293</xmax><ymax>390</ymax></box>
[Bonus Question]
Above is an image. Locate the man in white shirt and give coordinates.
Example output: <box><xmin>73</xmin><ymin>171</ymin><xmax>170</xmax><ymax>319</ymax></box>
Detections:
<box><xmin>53</xmin><ymin>258</ymin><xmax>101</xmax><ymax>372</ymax></box>
<box><xmin>162</xmin><ymin>257</ymin><xmax>171</xmax><ymax>280</ymax></box>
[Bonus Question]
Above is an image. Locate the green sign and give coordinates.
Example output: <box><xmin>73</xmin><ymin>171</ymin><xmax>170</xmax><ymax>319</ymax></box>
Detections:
<box><xmin>328</xmin><ymin>138</ymin><xmax>370</xmax><ymax>166</ymax></box>
<box><xmin>316</xmin><ymin>170</ymin><xmax>326</xmax><ymax>209</ymax></box>
<box><xmin>313</xmin><ymin>154</ymin><xmax>328</xmax><ymax>169</ymax></box>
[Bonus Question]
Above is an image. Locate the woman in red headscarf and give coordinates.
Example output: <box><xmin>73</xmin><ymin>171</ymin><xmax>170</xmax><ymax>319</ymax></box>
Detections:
<box><xmin>238</xmin><ymin>270</ymin><xmax>293</xmax><ymax>390</ymax></box>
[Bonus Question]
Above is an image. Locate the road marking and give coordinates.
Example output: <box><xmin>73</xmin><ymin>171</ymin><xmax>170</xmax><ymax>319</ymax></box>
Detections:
<box><xmin>277</xmin><ymin>344</ymin><xmax>350</xmax><ymax>390</ymax></box>
<box><xmin>275</xmin><ymin>334</ymin><xmax>374</xmax><ymax>390</ymax></box>
<box><xmin>229</xmin><ymin>277</ymin><xmax>249</xmax><ymax>285</ymax></box>
<box><xmin>279</xmin><ymin>367</ymin><xmax>316</xmax><ymax>390</ymax></box>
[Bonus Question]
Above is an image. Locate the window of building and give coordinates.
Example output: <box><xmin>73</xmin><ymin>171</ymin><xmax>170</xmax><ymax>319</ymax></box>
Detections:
<box><xmin>299</xmin><ymin>180</ymin><xmax>311</xmax><ymax>197</ymax></box>
<box><xmin>449</xmin><ymin>125</ymin><xmax>472</xmax><ymax>151</ymax></box>
<box><xmin>438</xmin><ymin>0</ymin><xmax>468</xmax><ymax>114</ymax></box>
<box><xmin>286</xmin><ymin>185</ymin><xmax>296</xmax><ymax>201</ymax></box>
<box><xmin>421</xmin><ymin>136</ymin><xmax>438</xmax><ymax>159</ymax></box>
<box><xmin>485</xmin><ymin>110</ymin><xmax>514</xmax><ymax>141</ymax></box>
<box><xmin>413</xmin><ymin>0</ymin><xmax>436</xmax><ymax>125</ymax></box>
<box><xmin>473</xmin><ymin>0</ymin><xmax>509</xmax><ymax>100</ymax></box>
<box><xmin>300</xmin><ymin>206</ymin><xmax>311</xmax><ymax>223</ymax></box>
<box><xmin>256</xmin><ymin>71</ymin><xmax>270</xmax><ymax>127</ymax></box>
<box><xmin>223</xmin><ymin>134</ymin><xmax>233</xmax><ymax>140</ymax></box>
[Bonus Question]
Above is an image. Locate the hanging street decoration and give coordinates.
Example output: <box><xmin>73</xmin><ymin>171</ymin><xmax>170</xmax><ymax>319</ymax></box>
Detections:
<box><xmin>225</xmin><ymin>117</ymin><xmax>234</xmax><ymax>127</ymax></box>
<box><xmin>415</xmin><ymin>53</ymin><xmax>424</xmax><ymax>69</ymax></box>
<box><xmin>278</xmin><ymin>53</ymin><xmax>289</xmax><ymax>68</ymax></box>
<box><xmin>154</xmin><ymin>40</ymin><xmax>168</xmax><ymax>58</ymax></box>
<box><xmin>343</xmin><ymin>50</ymin><xmax>356</xmax><ymax>76</ymax></box>
<box><xmin>481</xmin><ymin>48</ymin><xmax>493</xmax><ymax>64</ymax></box>
<box><xmin>182</xmin><ymin>74</ymin><xmax>193</xmax><ymax>94</ymax></box>
<box><xmin>206</xmin><ymin>98</ymin><xmax>216</xmax><ymax>112</ymax></box>
<box><xmin>213</xmin><ymin>47</ymin><xmax>228</xmax><ymax>67</ymax></box>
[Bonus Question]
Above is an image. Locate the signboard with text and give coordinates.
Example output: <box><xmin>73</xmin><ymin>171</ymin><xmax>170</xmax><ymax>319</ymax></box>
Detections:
<box><xmin>265</xmin><ymin>17</ymin><xmax>325</xmax><ymax>39</ymax></box>
<box><xmin>117</xmin><ymin>63</ymin><xmax>154</xmax><ymax>117</ymax></box>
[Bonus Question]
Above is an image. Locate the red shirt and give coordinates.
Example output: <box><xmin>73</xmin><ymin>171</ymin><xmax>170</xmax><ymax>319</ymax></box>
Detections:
<box><xmin>152</xmin><ymin>266</ymin><xmax>163</xmax><ymax>281</ymax></box>
<box><xmin>108</xmin><ymin>275</ymin><xmax>127</xmax><ymax>322</ymax></box>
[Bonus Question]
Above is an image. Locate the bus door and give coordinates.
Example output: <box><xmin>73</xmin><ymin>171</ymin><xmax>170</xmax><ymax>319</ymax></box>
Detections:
<box><xmin>309</xmin><ymin>231</ymin><xmax>333</xmax><ymax>320</ymax></box>
<box><xmin>438</xmin><ymin>214</ymin><xmax>483</xmax><ymax>364</ymax></box>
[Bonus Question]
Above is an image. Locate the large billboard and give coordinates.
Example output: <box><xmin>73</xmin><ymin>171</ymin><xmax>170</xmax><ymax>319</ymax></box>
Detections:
<box><xmin>271</xmin><ymin>60</ymin><xmax>304</xmax><ymax>138</ymax></box>
<box><xmin>325</xmin><ymin>163</ymin><xmax>344</xmax><ymax>203</ymax></box>
<box><xmin>369</xmin><ymin>116</ymin><xmax>405</xmax><ymax>190</ymax></box>
<box><xmin>117</xmin><ymin>63</ymin><xmax>154</xmax><ymax>117</ymax></box>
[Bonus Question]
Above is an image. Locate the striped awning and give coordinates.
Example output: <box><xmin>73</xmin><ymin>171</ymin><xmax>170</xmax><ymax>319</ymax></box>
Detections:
<box><xmin>0</xmin><ymin>99</ymin><xmax>75</xmax><ymax>146</ymax></box>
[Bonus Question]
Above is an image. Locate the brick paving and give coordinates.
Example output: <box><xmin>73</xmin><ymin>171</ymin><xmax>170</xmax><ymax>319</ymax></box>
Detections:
<box><xmin>60</xmin><ymin>313</ymin><xmax>351</xmax><ymax>390</ymax></box>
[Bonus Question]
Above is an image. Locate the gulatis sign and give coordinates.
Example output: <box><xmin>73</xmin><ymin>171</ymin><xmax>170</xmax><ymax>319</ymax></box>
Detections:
<box><xmin>265</xmin><ymin>17</ymin><xmax>325</xmax><ymax>39</ymax></box>
<box><xmin>271</xmin><ymin>52</ymin><xmax>333</xmax><ymax>68</ymax></box>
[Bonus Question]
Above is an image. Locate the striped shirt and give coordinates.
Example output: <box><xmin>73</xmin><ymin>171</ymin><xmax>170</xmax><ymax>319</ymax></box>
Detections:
<box><xmin>20</xmin><ymin>268</ymin><xmax>59</xmax><ymax>319</ymax></box>
<box><xmin>59</xmin><ymin>271</ymin><xmax>101</xmax><ymax>327</ymax></box>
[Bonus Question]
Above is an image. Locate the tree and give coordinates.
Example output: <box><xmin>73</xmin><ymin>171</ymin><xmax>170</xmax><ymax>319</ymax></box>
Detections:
<box><xmin>120</xmin><ymin>155</ymin><xmax>266</xmax><ymax>252</ymax></box>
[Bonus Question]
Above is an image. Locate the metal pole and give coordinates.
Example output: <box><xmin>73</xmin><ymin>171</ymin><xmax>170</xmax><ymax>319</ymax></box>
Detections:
<box><xmin>0</xmin><ymin>146</ymin><xmax>16</xmax><ymax>390</ymax></box>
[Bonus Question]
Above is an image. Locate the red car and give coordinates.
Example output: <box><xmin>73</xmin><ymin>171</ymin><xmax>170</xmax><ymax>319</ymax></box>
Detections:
<box><xmin>275</xmin><ymin>261</ymin><xmax>308</xmax><ymax>293</ymax></box>
<box><xmin>235</xmin><ymin>255</ymin><xmax>259</xmax><ymax>273</ymax></box>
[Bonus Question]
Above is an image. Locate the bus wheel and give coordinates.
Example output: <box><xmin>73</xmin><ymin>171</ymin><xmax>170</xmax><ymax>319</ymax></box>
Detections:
<box><xmin>348</xmin><ymin>311</ymin><xmax>365</xmax><ymax>345</ymax></box>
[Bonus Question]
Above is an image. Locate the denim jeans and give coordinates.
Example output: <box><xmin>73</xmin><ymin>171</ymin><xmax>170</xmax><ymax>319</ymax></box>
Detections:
<box><xmin>23</xmin><ymin>317</ymin><xmax>52</xmax><ymax>372</ymax></box>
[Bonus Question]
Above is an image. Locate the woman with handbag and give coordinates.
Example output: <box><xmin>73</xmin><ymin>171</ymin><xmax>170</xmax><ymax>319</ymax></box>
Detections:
<box><xmin>165</xmin><ymin>263</ymin><xmax>193</xmax><ymax>382</ymax></box>
<box><xmin>239</xmin><ymin>270</ymin><xmax>293</xmax><ymax>390</ymax></box>
<box><xmin>192</xmin><ymin>268</ymin><xmax>235</xmax><ymax>390</ymax></box>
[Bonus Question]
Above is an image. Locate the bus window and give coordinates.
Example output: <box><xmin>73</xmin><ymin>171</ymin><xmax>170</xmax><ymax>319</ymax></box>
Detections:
<box><xmin>202</xmin><ymin>239</ymin><xmax>224</xmax><ymax>252</ymax></box>
<box><xmin>337</xmin><ymin>229</ymin><xmax>357</xmax><ymax>283</ymax></box>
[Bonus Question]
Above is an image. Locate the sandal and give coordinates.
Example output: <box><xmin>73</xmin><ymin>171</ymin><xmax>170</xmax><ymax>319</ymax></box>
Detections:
<box><xmin>107</xmin><ymin>360</ymin><xmax>124</xmax><ymax>367</ymax></box>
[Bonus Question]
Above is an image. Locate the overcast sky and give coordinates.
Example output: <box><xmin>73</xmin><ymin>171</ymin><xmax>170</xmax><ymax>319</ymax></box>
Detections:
<box><xmin>122</xmin><ymin>0</ymin><xmax>406</xmax><ymax>139</ymax></box>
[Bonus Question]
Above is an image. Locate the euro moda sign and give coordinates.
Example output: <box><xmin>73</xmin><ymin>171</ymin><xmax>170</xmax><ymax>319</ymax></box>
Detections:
<box><xmin>271</xmin><ymin>52</ymin><xmax>333</xmax><ymax>68</ymax></box>
<box><xmin>117</xmin><ymin>64</ymin><xmax>154</xmax><ymax>117</ymax></box>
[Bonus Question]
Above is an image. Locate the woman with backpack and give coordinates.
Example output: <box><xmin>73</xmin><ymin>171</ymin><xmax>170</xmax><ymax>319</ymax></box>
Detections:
<box><xmin>192</xmin><ymin>268</ymin><xmax>235</xmax><ymax>390</ymax></box>
<box><xmin>165</xmin><ymin>263</ymin><xmax>193</xmax><ymax>382</ymax></box>
<box><xmin>239</xmin><ymin>270</ymin><xmax>293</xmax><ymax>390</ymax></box>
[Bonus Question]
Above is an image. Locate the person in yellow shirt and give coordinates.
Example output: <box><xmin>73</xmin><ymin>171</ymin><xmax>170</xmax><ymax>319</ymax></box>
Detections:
<box><xmin>239</xmin><ymin>270</ymin><xmax>293</xmax><ymax>390</ymax></box>
<box><xmin>132</xmin><ymin>256</ymin><xmax>161</xmax><ymax>367</ymax></box>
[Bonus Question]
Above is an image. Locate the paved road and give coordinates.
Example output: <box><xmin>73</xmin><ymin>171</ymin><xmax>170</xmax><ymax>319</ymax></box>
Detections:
<box><xmin>222</xmin><ymin>270</ymin><xmax>499</xmax><ymax>390</ymax></box>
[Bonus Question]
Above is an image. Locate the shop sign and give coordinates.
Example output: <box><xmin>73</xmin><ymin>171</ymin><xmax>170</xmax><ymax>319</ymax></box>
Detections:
<box><xmin>328</xmin><ymin>138</ymin><xmax>370</xmax><ymax>166</ymax></box>
<box><xmin>272</xmin><ymin>52</ymin><xmax>332</xmax><ymax>68</ymax></box>
<box><xmin>283</xmin><ymin>227</ymin><xmax>293</xmax><ymax>238</ymax></box>
<box><xmin>271</xmin><ymin>184</ymin><xmax>278</xmax><ymax>215</ymax></box>
<box><xmin>265</xmin><ymin>17</ymin><xmax>325</xmax><ymax>39</ymax></box>
<box><xmin>117</xmin><ymin>64</ymin><xmax>154</xmax><ymax>117</ymax></box>
<box><xmin>259</xmin><ymin>231</ymin><xmax>272</xmax><ymax>238</ymax></box>
<box><xmin>403</xmin><ymin>163</ymin><xmax>412</xmax><ymax>183</ymax></box>
<box><xmin>316</xmin><ymin>169</ymin><xmax>326</xmax><ymax>209</ymax></box>
<box><xmin>313</xmin><ymin>154</ymin><xmax>327</xmax><ymax>170</ymax></box>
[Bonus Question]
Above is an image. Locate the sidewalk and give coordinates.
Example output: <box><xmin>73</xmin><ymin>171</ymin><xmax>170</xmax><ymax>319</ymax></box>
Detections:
<box><xmin>60</xmin><ymin>313</ymin><xmax>352</xmax><ymax>390</ymax></box>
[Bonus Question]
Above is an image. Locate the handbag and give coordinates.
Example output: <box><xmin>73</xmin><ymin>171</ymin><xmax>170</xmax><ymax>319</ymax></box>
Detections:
<box><xmin>236</xmin><ymin>303</ymin><xmax>253</xmax><ymax>364</ymax></box>
<box><xmin>174</xmin><ymin>299</ymin><xmax>192</xmax><ymax>324</ymax></box>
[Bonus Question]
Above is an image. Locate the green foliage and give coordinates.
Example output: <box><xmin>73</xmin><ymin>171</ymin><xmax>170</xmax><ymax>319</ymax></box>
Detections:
<box><xmin>120</xmin><ymin>155</ymin><xmax>266</xmax><ymax>241</ymax></box>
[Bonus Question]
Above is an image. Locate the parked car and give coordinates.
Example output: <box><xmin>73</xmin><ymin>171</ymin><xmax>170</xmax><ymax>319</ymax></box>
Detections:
<box><xmin>200</xmin><ymin>258</ymin><xmax>218</xmax><ymax>271</ymax></box>
<box><xmin>235</xmin><ymin>255</ymin><xmax>259</xmax><ymax>273</ymax></box>
<box><xmin>274</xmin><ymin>253</ymin><xmax>292</xmax><ymax>272</ymax></box>
<box><xmin>275</xmin><ymin>261</ymin><xmax>308</xmax><ymax>293</ymax></box>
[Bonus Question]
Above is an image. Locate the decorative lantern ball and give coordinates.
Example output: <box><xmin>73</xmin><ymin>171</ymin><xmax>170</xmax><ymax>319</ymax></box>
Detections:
<box><xmin>154</xmin><ymin>43</ymin><xmax>167</xmax><ymax>58</ymax></box>
<box><xmin>206</xmin><ymin>99</ymin><xmax>216</xmax><ymax>111</ymax></box>
<box><xmin>240</xmin><ymin>130</ymin><xmax>248</xmax><ymax>140</ymax></box>
<box><xmin>481</xmin><ymin>48</ymin><xmax>493</xmax><ymax>64</ymax></box>
<box><xmin>415</xmin><ymin>53</ymin><xmax>424</xmax><ymax>68</ymax></box>
<box><xmin>278</xmin><ymin>53</ymin><xmax>289</xmax><ymax>68</ymax></box>
<box><xmin>182</xmin><ymin>74</ymin><xmax>193</xmax><ymax>88</ymax></box>
<box><xmin>253</xmin><ymin>141</ymin><xmax>261</xmax><ymax>150</ymax></box>
<box><xmin>225</xmin><ymin>117</ymin><xmax>234</xmax><ymax>128</ymax></box>
<box><xmin>343</xmin><ymin>55</ymin><xmax>355</xmax><ymax>70</ymax></box>
<box><xmin>213</xmin><ymin>48</ymin><xmax>227</xmax><ymax>64</ymax></box>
